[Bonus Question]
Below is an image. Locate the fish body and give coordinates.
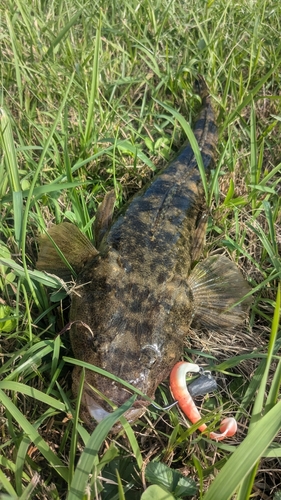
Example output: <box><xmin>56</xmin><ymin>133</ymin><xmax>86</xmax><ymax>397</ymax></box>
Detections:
<box><xmin>37</xmin><ymin>78</ymin><xmax>250</xmax><ymax>427</ymax></box>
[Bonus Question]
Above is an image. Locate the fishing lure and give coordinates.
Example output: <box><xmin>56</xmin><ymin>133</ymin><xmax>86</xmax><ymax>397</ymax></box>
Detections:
<box><xmin>170</xmin><ymin>361</ymin><xmax>237</xmax><ymax>441</ymax></box>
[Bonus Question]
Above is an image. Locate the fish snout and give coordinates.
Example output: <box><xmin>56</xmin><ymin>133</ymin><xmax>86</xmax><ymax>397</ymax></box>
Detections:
<box><xmin>85</xmin><ymin>390</ymin><xmax>148</xmax><ymax>429</ymax></box>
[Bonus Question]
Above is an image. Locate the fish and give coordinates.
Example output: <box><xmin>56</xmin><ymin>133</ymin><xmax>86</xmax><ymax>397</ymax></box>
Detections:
<box><xmin>37</xmin><ymin>76</ymin><xmax>251</xmax><ymax>429</ymax></box>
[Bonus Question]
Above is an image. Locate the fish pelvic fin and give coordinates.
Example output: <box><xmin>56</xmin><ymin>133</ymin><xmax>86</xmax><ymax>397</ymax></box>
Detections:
<box><xmin>94</xmin><ymin>190</ymin><xmax>116</xmax><ymax>247</ymax></box>
<box><xmin>188</xmin><ymin>255</ymin><xmax>252</xmax><ymax>330</ymax></box>
<box><xmin>36</xmin><ymin>222</ymin><xmax>98</xmax><ymax>280</ymax></box>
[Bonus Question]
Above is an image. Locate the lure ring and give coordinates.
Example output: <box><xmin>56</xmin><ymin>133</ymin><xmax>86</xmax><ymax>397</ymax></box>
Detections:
<box><xmin>169</xmin><ymin>361</ymin><xmax>237</xmax><ymax>441</ymax></box>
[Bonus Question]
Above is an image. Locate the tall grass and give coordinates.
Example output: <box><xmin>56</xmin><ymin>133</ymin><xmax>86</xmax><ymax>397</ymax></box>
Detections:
<box><xmin>0</xmin><ymin>0</ymin><xmax>280</xmax><ymax>499</ymax></box>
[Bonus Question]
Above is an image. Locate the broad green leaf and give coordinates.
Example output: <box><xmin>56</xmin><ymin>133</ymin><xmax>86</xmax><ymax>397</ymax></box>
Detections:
<box><xmin>141</xmin><ymin>485</ymin><xmax>176</xmax><ymax>500</ymax></box>
<box><xmin>0</xmin><ymin>305</ymin><xmax>17</xmax><ymax>332</ymax></box>
<box><xmin>145</xmin><ymin>462</ymin><xmax>197</xmax><ymax>497</ymax></box>
<box><xmin>145</xmin><ymin>462</ymin><xmax>175</xmax><ymax>492</ymax></box>
<box><xmin>175</xmin><ymin>476</ymin><xmax>198</xmax><ymax>497</ymax></box>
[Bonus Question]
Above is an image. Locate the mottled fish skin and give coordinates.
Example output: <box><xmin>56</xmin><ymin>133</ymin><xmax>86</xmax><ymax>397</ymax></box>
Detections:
<box><xmin>69</xmin><ymin>77</ymin><xmax>218</xmax><ymax>425</ymax></box>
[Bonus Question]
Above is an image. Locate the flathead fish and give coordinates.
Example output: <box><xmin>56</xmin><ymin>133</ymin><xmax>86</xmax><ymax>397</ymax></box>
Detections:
<box><xmin>37</xmin><ymin>77</ymin><xmax>251</xmax><ymax>427</ymax></box>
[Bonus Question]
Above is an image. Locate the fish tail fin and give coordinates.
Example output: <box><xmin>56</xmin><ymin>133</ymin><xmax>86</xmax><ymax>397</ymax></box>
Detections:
<box><xmin>94</xmin><ymin>190</ymin><xmax>116</xmax><ymax>247</ymax></box>
<box><xmin>36</xmin><ymin>222</ymin><xmax>98</xmax><ymax>281</ymax></box>
<box><xmin>194</xmin><ymin>74</ymin><xmax>209</xmax><ymax>101</ymax></box>
<box><xmin>188</xmin><ymin>255</ymin><xmax>252</xmax><ymax>330</ymax></box>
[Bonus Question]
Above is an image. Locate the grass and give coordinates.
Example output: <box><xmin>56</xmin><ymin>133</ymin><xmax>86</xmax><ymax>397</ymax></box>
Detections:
<box><xmin>0</xmin><ymin>0</ymin><xmax>281</xmax><ymax>498</ymax></box>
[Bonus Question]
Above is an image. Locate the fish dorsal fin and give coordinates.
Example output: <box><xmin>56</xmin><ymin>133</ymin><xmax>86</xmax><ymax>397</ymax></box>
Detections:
<box><xmin>36</xmin><ymin>222</ymin><xmax>98</xmax><ymax>280</ymax></box>
<box><xmin>94</xmin><ymin>190</ymin><xmax>116</xmax><ymax>247</ymax></box>
<box><xmin>188</xmin><ymin>255</ymin><xmax>252</xmax><ymax>330</ymax></box>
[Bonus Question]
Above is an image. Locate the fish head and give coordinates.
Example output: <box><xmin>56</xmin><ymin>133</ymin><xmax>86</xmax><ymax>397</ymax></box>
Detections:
<box><xmin>70</xmin><ymin>316</ymin><xmax>185</xmax><ymax>429</ymax></box>
<box><xmin>70</xmin><ymin>250</ymin><xmax>192</xmax><ymax>429</ymax></box>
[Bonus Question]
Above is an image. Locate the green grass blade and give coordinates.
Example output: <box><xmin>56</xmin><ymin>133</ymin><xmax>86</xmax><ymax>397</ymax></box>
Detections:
<box><xmin>84</xmin><ymin>14</ymin><xmax>102</xmax><ymax>146</ymax></box>
<box><xmin>119</xmin><ymin>416</ymin><xmax>143</xmax><ymax>469</ymax></box>
<box><xmin>266</xmin><ymin>358</ymin><xmax>281</xmax><ymax>411</ymax></box>
<box><xmin>69</xmin><ymin>368</ymin><xmax>85</xmax><ymax>484</ymax></box>
<box><xmin>264</xmin><ymin>284</ymin><xmax>281</xmax><ymax>411</ymax></box>
<box><xmin>0</xmin><ymin>257</ymin><xmax>66</xmax><ymax>289</ymax></box>
<box><xmin>0</xmin><ymin>389</ymin><xmax>69</xmax><ymax>482</ymax></box>
<box><xmin>263</xmin><ymin>200</ymin><xmax>278</xmax><ymax>255</ymax></box>
<box><xmin>0</xmin><ymin>108</ymin><xmax>21</xmax><ymax>193</ymax></box>
<box><xmin>67</xmin><ymin>395</ymin><xmax>136</xmax><ymax>500</ymax></box>
<box><xmin>0</xmin><ymin>469</ymin><xmax>17</xmax><ymax>497</ymax></box>
<box><xmin>1</xmin><ymin>181</ymin><xmax>91</xmax><ymax>203</ymax></box>
<box><xmin>64</xmin><ymin>357</ymin><xmax>153</xmax><ymax>404</ymax></box>
<box><xmin>202</xmin><ymin>400</ymin><xmax>281</xmax><ymax>500</ymax></box>
<box><xmin>250</xmin><ymin>99</ymin><xmax>257</xmax><ymax>208</ymax></box>
<box><xmin>12</xmin><ymin>190</ymin><xmax>23</xmax><ymax>245</ymax></box>
<box><xmin>117</xmin><ymin>140</ymin><xmax>156</xmax><ymax>169</ymax></box>
<box><xmin>5</xmin><ymin>12</ymin><xmax>23</xmax><ymax>109</ymax></box>
<box><xmin>223</xmin><ymin>53</ymin><xmax>281</xmax><ymax>128</ymax></box>
<box><xmin>15</xmin><ymin>435</ymin><xmax>32</xmax><ymax>496</ymax></box>
<box><xmin>0</xmin><ymin>381</ymin><xmax>66</xmax><ymax>411</ymax></box>
<box><xmin>1</xmin><ymin>342</ymin><xmax>54</xmax><ymax>380</ymax></box>
<box><xmin>116</xmin><ymin>469</ymin><xmax>126</xmax><ymax>500</ymax></box>
<box><xmin>44</xmin><ymin>11</ymin><xmax>82</xmax><ymax>59</ymax></box>
<box><xmin>19</xmin><ymin>72</ymin><xmax>75</xmax><ymax>304</ymax></box>
<box><xmin>0</xmin><ymin>107</ymin><xmax>22</xmax><ymax>245</ymax></box>
<box><xmin>18</xmin><ymin>473</ymin><xmax>40</xmax><ymax>500</ymax></box>
<box><xmin>154</xmin><ymin>99</ymin><xmax>209</xmax><ymax>204</ymax></box>
<box><xmin>250</xmin><ymin>287</ymin><xmax>280</xmax><ymax>426</ymax></box>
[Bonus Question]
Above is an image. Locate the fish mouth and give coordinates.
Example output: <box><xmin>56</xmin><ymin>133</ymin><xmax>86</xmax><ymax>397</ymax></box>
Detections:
<box><xmin>85</xmin><ymin>393</ymin><xmax>148</xmax><ymax>427</ymax></box>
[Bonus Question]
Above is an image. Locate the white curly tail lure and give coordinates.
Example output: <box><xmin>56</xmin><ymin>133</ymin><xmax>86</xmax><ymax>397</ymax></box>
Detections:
<box><xmin>169</xmin><ymin>361</ymin><xmax>237</xmax><ymax>441</ymax></box>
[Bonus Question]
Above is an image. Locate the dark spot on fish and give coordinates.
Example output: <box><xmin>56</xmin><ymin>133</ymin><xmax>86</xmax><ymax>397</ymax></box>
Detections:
<box><xmin>123</xmin><ymin>284</ymin><xmax>150</xmax><ymax>313</ymax></box>
<box><xmin>137</xmin><ymin>320</ymin><xmax>151</xmax><ymax>335</ymax></box>
<box><xmin>157</xmin><ymin>271</ymin><xmax>166</xmax><ymax>285</ymax></box>
<box><xmin>130</xmin><ymin>299</ymin><xmax>142</xmax><ymax>313</ymax></box>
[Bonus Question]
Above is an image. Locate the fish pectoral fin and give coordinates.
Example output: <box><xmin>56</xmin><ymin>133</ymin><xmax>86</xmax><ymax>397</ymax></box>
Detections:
<box><xmin>36</xmin><ymin>222</ymin><xmax>98</xmax><ymax>280</ymax></box>
<box><xmin>94</xmin><ymin>190</ymin><xmax>116</xmax><ymax>247</ymax></box>
<box><xmin>188</xmin><ymin>255</ymin><xmax>252</xmax><ymax>330</ymax></box>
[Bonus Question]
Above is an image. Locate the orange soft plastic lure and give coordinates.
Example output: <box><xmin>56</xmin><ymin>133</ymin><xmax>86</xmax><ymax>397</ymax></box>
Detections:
<box><xmin>170</xmin><ymin>361</ymin><xmax>237</xmax><ymax>441</ymax></box>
